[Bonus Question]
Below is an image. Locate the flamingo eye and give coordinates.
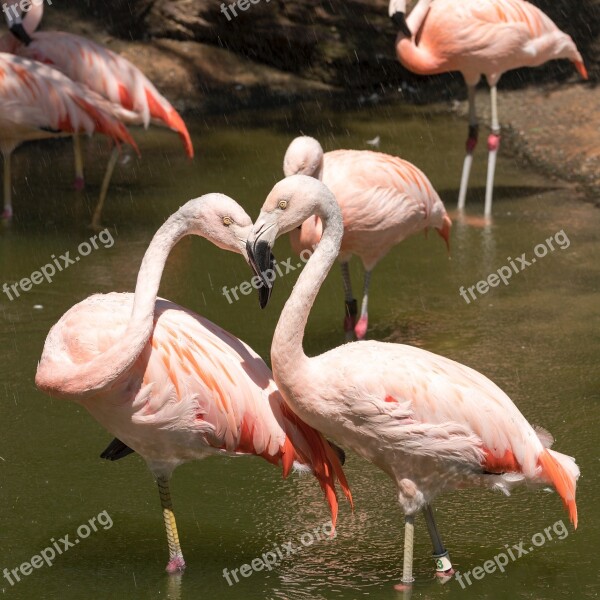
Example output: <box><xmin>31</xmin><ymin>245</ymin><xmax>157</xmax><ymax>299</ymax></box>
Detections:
<box><xmin>278</xmin><ymin>200</ymin><xmax>288</xmax><ymax>210</ymax></box>
<box><xmin>223</xmin><ymin>216</ymin><xmax>233</xmax><ymax>226</ymax></box>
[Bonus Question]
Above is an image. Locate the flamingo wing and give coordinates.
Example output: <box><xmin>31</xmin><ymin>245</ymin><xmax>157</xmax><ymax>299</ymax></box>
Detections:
<box><xmin>14</xmin><ymin>32</ymin><xmax>194</xmax><ymax>157</ymax></box>
<box><xmin>0</xmin><ymin>52</ymin><xmax>136</xmax><ymax>148</ymax></box>
<box><xmin>324</xmin><ymin>150</ymin><xmax>443</xmax><ymax>230</ymax></box>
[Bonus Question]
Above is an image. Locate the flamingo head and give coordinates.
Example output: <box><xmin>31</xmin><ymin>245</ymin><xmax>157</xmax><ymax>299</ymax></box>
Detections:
<box><xmin>179</xmin><ymin>193</ymin><xmax>253</xmax><ymax>260</ymax></box>
<box><xmin>283</xmin><ymin>136</ymin><xmax>324</xmax><ymax>180</ymax></box>
<box><xmin>246</xmin><ymin>175</ymin><xmax>341</xmax><ymax>308</ymax></box>
<box><xmin>388</xmin><ymin>0</ymin><xmax>412</xmax><ymax>37</ymax></box>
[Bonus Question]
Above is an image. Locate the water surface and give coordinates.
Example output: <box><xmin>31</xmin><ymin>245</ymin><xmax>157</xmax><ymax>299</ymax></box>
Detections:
<box><xmin>0</xmin><ymin>101</ymin><xmax>598</xmax><ymax>600</ymax></box>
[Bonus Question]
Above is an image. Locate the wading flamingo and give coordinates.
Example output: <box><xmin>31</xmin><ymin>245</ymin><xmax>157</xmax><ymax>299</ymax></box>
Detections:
<box><xmin>2</xmin><ymin>0</ymin><xmax>193</xmax><ymax>227</ymax></box>
<box><xmin>283</xmin><ymin>136</ymin><xmax>451</xmax><ymax>340</ymax></box>
<box><xmin>35</xmin><ymin>194</ymin><xmax>351</xmax><ymax>573</ymax></box>
<box><xmin>246</xmin><ymin>175</ymin><xmax>579</xmax><ymax>587</ymax></box>
<box><xmin>389</xmin><ymin>0</ymin><xmax>588</xmax><ymax>217</ymax></box>
<box><xmin>0</xmin><ymin>52</ymin><xmax>136</xmax><ymax>221</ymax></box>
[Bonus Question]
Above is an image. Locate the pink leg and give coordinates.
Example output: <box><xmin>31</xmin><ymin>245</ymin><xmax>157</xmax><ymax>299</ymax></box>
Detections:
<box><xmin>73</xmin><ymin>134</ymin><xmax>85</xmax><ymax>191</ymax></box>
<box><xmin>2</xmin><ymin>150</ymin><xmax>13</xmax><ymax>221</ymax></box>
<box><xmin>354</xmin><ymin>269</ymin><xmax>372</xmax><ymax>340</ymax></box>
<box><xmin>458</xmin><ymin>85</ymin><xmax>478</xmax><ymax>211</ymax></box>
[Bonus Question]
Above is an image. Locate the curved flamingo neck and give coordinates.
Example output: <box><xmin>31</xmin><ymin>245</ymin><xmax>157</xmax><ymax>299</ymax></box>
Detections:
<box><xmin>395</xmin><ymin>0</ymin><xmax>442</xmax><ymax>75</ymax></box>
<box><xmin>23</xmin><ymin>0</ymin><xmax>43</xmax><ymax>35</ymax></box>
<box><xmin>271</xmin><ymin>196</ymin><xmax>343</xmax><ymax>392</ymax></box>
<box><xmin>37</xmin><ymin>214</ymin><xmax>190</xmax><ymax>399</ymax></box>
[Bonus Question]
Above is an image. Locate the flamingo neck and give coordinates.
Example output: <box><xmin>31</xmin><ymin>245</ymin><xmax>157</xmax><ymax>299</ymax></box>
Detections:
<box><xmin>271</xmin><ymin>197</ymin><xmax>343</xmax><ymax>392</ymax></box>
<box><xmin>38</xmin><ymin>214</ymin><xmax>190</xmax><ymax>399</ymax></box>
<box><xmin>406</xmin><ymin>0</ymin><xmax>432</xmax><ymax>33</ymax></box>
<box><xmin>23</xmin><ymin>0</ymin><xmax>43</xmax><ymax>36</ymax></box>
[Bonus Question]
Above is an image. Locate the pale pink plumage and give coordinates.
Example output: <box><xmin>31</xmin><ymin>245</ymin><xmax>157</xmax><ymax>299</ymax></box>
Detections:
<box><xmin>1</xmin><ymin>2</ymin><xmax>193</xmax><ymax>155</ymax></box>
<box><xmin>0</xmin><ymin>52</ymin><xmax>136</xmax><ymax>218</ymax></box>
<box><xmin>247</xmin><ymin>175</ymin><xmax>579</xmax><ymax>583</ymax></box>
<box><xmin>389</xmin><ymin>0</ymin><xmax>588</xmax><ymax>216</ymax></box>
<box><xmin>35</xmin><ymin>194</ymin><xmax>350</xmax><ymax>572</ymax></box>
<box><xmin>394</xmin><ymin>0</ymin><xmax>587</xmax><ymax>86</ymax></box>
<box><xmin>283</xmin><ymin>136</ymin><xmax>450</xmax><ymax>339</ymax></box>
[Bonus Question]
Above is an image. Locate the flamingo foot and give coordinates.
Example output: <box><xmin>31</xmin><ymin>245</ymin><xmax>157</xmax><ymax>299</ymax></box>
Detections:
<box><xmin>74</xmin><ymin>176</ymin><xmax>85</xmax><ymax>191</ymax></box>
<box><xmin>165</xmin><ymin>554</ymin><xmax>186</xmax><ymax>574</ymax></box>
<box><xmin>354</xmin><ymin>315</ymin><xmax>368</xmax><ymax>340</ymax></box>
<box><xmin>393</xmin><ymin>581</ymin><xmax>414</xmax><ymax>591</ymax></box>
<box><xmin>1</xmin><ymin>207</ymin><xmax>13</xmax><ymax>221</ymax></box>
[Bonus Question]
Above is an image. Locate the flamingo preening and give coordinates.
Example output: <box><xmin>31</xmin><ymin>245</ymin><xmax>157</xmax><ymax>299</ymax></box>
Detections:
<box><xmin>0</xmin><ymin>52</ymin><xmax>136</xmax><ymax>221</ymax></box>
<box><xmin>389</xmin><ymin>0</ymin><xmax>588</xmax><ymax>217</ymax></box>
<box><xmin>283</xmin><ymin>136</ymin><xmax>451</xmax><ymax>340</ymax></box>
<box><xmin>35</xmin><ymin>194</ymin><xmax>351</xmax><ymax>573</ymax></box>
<box><xmin>246</xmin><ymin>175</ymin><xmax>579</xmax><ymax>587</ymax></box>
<box><xmin>2</xmin><ymin>0</ymin><xmax>193</xmax><ymax>227</ymax></box>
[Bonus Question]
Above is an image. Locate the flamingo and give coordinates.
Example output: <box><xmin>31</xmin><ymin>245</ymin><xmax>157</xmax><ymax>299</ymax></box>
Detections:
<box><xmin>2</xmin><ymin>0</ymin><xmax>194</xmax><ymax>228</ymax></box>
<box><xmin>283</xmin><ymin>136</ymin><xmax>451</xmax><ymax>340</ymax></box>
<box><xmin>389</xmin><ymin>0</ymin><xmax>588</xmax><ymax>217</ymax></box>
<box><xmin>0</xmin><ymin>52</ymin><xmax>136</xmax><ymax>221</ymax></box>
<box><xmin>35</xmin><ymin>194</ymin><xmax>351</xmax><ymax>573</ymax></box>
<box><xmin>246</xmin><ymin>174</ymin><xmax>579</xmax><ymax>587</ymax></box>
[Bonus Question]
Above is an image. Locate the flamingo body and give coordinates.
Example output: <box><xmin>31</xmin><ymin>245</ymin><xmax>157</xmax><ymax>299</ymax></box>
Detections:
<box><xmin>36</xmin><ymin>194</ymin><xmax>350</xmax><ymax>572</ymax></box>
<box><xmin>396</xmin><ymin>0</ymin><xmax>587</xmax><ymax>86</ymax></box>
<box><xmin>284</xmin><ymin>137</ymin><xmax>450</xmax><ymax>339</ymax></box>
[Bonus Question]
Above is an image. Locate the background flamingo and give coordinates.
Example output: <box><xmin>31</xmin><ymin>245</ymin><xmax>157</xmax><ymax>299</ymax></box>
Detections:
<box><xmin>2</xmin><ymin>0</ymin><xmax>194</xmax><ymax>227</ymax></box>
<box><xmin>283</xmin><ymin>136</ymin><xmax>451</xmax><ymax>340</ymax></box>
<box><xmin>35</xmin><ymin>194</ymin><xmax>351</xmax><ymax>573</ymax></box>
<box><xmin>246</xmin><ymin>175</ymin><xmax>579</xmax><ymax>587</ymax></box>
<box><xmin>0</xmin><ymin>52</ymin><xmax>136</xmax><ymax>221</ymax></box>
<box><xmin>389</xmin><ymin>0</ymin><xmax>588</xmax><ymax>217</ymax></box>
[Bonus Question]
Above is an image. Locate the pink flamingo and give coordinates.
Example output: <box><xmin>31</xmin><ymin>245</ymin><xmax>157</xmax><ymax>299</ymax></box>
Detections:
<box><xmin>35</xmin><ymin>194</ymin><xmax>351</xmax><ymax>573</ymax></box>
<box><xmin>2</xmin><ymin>1</ymin><xmax>194</xmax><ymax>227</ymax></box>
<box><xmin>246</xmin><ymin>174</ymin><xmax>579</xmax><ymax>587</ymax></box>
<box><xmin>389</xmin><ymin>0</ymin><xmax>588</xmax><ymax>217</ymax></box>
<box><xmin>283</xmin><ymin>136</ymin><xmax>451</xmax><ymax>340</ymax></box>
<box><xmin>0</xmin><ymin>52</ymin><xmax>136</xmax><ymax>221</ymax></box>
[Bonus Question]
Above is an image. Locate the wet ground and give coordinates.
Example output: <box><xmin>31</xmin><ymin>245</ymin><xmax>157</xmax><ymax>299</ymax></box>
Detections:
<box><xmin>0</xmin><ymin>102</ymin><xmax>598</xmax><ymax>599</ymax></box>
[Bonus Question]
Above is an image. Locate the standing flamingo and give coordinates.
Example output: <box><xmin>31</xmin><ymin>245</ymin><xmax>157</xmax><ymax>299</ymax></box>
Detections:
<box><xmin>389</xmin><ymin>0</ymin><xmax>588</xmax><ymax>217</ymax></box>
<box><xmin>0</xmin><ymin>52</ymin><xmax>136</xmax><ymax>221</ymax></box>
<box><xmin>283</xmin><ymin>136</ymin><xmax>451</xmax><ymax>340</ymax></box>
<box><xmin>246</xmin><ymin>175</ymin><xmax>579</xmax><ymax>587</ymax></box>
<box><xmin>35</xmin><ymin>194</ymin><xmax>351</xmax><ymax>573</ymax></box>
<box><xmin>2</xmin><ymin>0</ymin><xmax>194</xmax><ymax>227</ymax></box>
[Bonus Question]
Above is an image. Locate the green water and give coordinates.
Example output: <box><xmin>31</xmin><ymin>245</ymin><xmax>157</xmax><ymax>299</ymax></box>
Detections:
<box><xmin>0</xmin><ymin>102</ymin><xmax>598</xmax><ymax>600</ymax></box>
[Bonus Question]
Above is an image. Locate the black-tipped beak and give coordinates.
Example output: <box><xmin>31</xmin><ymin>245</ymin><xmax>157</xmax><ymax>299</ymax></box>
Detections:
<box><xmin>391</xmin><ymin>12</ymin><xmax>412</xmax><ymax>37</ymax></box>
<box><xmin>246</xmin><ymin>237</ymin><xmax>275</xmax><ymax>309</ymax></box>
<box><xmin>10</xmin><ymin>23</ymin><xmax>32</xmax><ymax>46</ymax></box>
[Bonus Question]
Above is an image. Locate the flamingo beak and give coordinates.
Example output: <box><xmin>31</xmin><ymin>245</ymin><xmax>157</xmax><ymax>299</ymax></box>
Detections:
<box><xmin>391</xmin><ymin>12</ymin><xmax>412</xmax><ymax>37</ymax></box>
<box><xmin>9</xmin><ymin>23</ymin><xmax>32</xmax><ymax>45</ymax></box>
<box><xmin>246</xmin><ymin>219</ymin><xmax>278</xmax><ymax>309</ymax></box>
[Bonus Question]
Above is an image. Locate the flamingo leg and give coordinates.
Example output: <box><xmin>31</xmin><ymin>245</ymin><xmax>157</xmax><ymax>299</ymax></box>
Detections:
<box><xmin>354</xmin><ymin>269</ymin><xmax>372</xmax><ymax>340</ymax></box>
<box><xmin>457</xmin><ymin>85</ymin><xmax>478</xmax><ymax>211</ymax></box>
<box><xmin>394</xmin><ymin>515</ymin><xmax>415</xmax><ymax>589</ymax></box>
<box><xmin>2</xmin><ymin>151</ymin><xmax>13</xmax><ymax>221</ymax></box>
<box><xmin>484</xmin><ymin>85</ymin><xmax>501</xmax><ymax>218</ymax></box>
<box><xmin>157</xmin><ymin>476</ymin><xmax>186</xmax><ymax>574</ymax></box>
<box><xmin>423</xmin><ymin>505</ymin><xmax>454</xmax><ymax>579</ymax></box>
<box><xmin>73</xmin><ymin>134</ymin><xmax>85</xmax><ymax>191</ymax></box>
<box><xmin>341</xmin><ymin>262</ymin><xmax>357</xmax><ymax>342</ymax></box>
<box><xmin>91</xmin><ymin>146</ymin><xmax>119</xmax><ymax>230</ymax></box>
